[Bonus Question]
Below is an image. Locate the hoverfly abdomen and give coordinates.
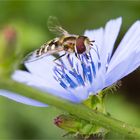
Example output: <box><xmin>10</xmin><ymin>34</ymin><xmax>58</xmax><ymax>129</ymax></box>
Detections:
<box><xmin>36</xmin><ymin>48</ymin><xmax>43</xmax><ymax>56</ymax></box>
<box><xmin>36</xmin><ymin>44</ymin><xmax>48</xmax><ymax>57</ymax></box>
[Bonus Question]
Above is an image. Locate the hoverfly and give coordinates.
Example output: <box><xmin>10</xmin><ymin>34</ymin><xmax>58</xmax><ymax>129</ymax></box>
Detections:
<box><xmin>25</xmin><ymin>16</ymin><xmax>95</xmax><ymax>63</ymax></box>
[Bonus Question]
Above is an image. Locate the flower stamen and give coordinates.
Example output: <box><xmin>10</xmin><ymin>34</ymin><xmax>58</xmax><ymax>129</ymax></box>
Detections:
<box><xmin>53</xmin><ymin>42</ymin><xmax>102</xmax><ymax>91</ymax></box>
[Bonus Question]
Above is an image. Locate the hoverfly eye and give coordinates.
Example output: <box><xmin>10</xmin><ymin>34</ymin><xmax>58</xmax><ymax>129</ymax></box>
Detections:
<box><xmin>76</xmin><ymin>36</ymin><xmax>86</xmax><ymax>54</ymax></box>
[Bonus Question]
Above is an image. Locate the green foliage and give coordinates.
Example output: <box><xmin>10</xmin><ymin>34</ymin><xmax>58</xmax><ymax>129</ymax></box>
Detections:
<box><xmin>0</xmin><ymin>1</ymin><xmax>140</xmax><ymax>139</ymax></box>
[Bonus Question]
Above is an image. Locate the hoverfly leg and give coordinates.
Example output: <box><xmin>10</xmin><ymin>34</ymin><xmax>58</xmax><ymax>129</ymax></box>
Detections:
<box><xmin>67</xmin><ymin>53</ymin><xmax>70</xmax><ymax>60</ymax></box>
<box><xmin>75</xmin><ymin>52</ymin><xmax>82</xmax><ymax>62</ymax></box>
<box><xmin>53</xmin><ymin>52</ymin><xmax>66</xmax><ymax>62</ymax></box>
<box><xmin>75</xmin><ymin>52</ymin><xmax>81</xmax><ymax>59</ymax></box>
<box><xmin>75</xmin><ymin>52</ymin><xmax>78</xmax><ymax>58</ymax></box>
<box><xmin>85</xmin><ymin>53</ymin><xmax>89</xmax><ymax>59</ymax></box>
<box><xmin>53</xmin><ymin>61</ymin><xmax>62</xmax><ymax>67</ymax></box>
<box><xmin>53</xmin><ymin>53</ymin><xmax>67</xmax><ymax>66</ymax></box>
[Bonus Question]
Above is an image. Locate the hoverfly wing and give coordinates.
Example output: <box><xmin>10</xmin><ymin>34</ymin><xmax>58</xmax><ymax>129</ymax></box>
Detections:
<box><xmin>23</xmin><ymin>46</ymin><xmax>64</xmax><ymax>63</ymax></box>
<box><xmin>23</xmin><ymin>50</ymin><xmax>44</xmax><ymax>63</ymax></box>
<box><xmin>48</xmin><ymin>16</ymin><xmax>69</xmax><ymax>36</ymax></box>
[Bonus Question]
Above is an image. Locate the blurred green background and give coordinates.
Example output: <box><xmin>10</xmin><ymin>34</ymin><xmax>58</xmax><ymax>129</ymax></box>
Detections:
<box><xmin>0</xmin><ymin>1</ymin><xmax>140</xmax><ymax>139</ymax></box>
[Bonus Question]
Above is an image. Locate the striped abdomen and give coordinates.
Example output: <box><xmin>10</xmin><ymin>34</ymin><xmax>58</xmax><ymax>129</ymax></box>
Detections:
<box><xmin>36</xmin><ymin>38</ymin><xmax>60</xmax><ymax>57</ymax></box>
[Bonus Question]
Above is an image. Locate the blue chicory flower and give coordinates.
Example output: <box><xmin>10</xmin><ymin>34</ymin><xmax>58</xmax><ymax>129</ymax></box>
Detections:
<box><xmin>0</xmin><ymin>17</ymin><xmax>140</xmax><ymax>107</ymax></box>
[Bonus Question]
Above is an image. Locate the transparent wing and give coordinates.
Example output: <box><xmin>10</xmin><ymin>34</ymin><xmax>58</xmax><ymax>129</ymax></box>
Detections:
<box><xmin>23</xmin><ymin>50</ymin><xmax>45</xmax><ymax>63</ymax></box>
<box><xmin>47</xmin><ymin>16</ymin><xmax>69</xmax><ymax>36</ymax></box>
<box><xmin>23</xmin><ymin>46</ymin><xmax>64</xmax><ymax>63</ymax></box>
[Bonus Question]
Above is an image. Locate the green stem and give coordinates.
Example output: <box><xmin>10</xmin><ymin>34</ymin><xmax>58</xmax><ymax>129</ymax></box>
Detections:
<box><xmin>0</xmin><ymin>78</ymin><xmax>140</xmax><ymax>139</ymax></box>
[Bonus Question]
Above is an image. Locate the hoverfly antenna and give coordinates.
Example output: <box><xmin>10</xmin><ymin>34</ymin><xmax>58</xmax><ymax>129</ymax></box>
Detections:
<box><xmin>90</xmin><ymin>40</ymin><xmax>95</xmax><ymax>46</ymax></box>
<box><xmin>90</xmin><ymin>40</ymin><xmax>95</xmax><ymax>42</ymax></box>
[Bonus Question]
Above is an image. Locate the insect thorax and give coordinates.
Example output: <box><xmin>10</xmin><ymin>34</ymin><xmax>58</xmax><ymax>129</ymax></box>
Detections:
<box><xmin>62</xmin><ymin>36</ymin><xmax>77</xmax><ymax>53</ymax></box>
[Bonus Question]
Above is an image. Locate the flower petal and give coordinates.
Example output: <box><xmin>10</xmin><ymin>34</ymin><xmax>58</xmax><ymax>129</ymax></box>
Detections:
<box><xmin>24</xmin><ymin>55</ymin><xmax>58</xmax><ymax>88</ymax></box>
<box><xmin>100</xmin><ymin>17</ymin><xmax>122</xmax><ymax>71</ymax></box>
<box><xmin>105</xmin><ymin>20</ymin><xmax>140</xmax><ymax>86</ymax></box>
<box><xmin>90</xmin><ymin>71</ymin><xmax>105</xmax><ymax>93</ymax></box>
<box><xmin>107</xmin><ymin>20</ymin><xmax>140</xmax><ymax>70</ymax></box>
<box><xmin>84</xmin><ymin>27</ymin><xmax>104</xmax><ymax>53</ymax></box>
<box><xmin>105</xmin><ymin>50</ymin><xmax>140</xmax><ymax>87</ymax></box>
<box><xmin>24</xmin><ymin>55</ymin><xmax>71</xmax><ymax>92</ymax></box>
<box><xmin>85</xmin><ymin>17</ymin><xmax>122</xmax><ymax>70</ymax></box>
<box><xmin>70</xmin><ymin>86</ymin><xmax>89</xmax><ymax>101</ymax></box>
<box><xmin>0</xmin><ymin>89</ymin><xmax>47</xmax><ymax>107</ymax></box>
<box><xmin>12</xmin><ymin>70</ymin><xmax>81</xmax><ymax>103</ymax></box>
<box><xmin>12</xmin><ymin>70</ymin><xmax>51</xmax><ymax>88</ymax></box>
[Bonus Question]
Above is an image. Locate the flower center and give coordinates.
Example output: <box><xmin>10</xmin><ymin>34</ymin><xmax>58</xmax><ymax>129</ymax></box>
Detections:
<box><xmin>53</xmin><ymin>48</ymin><xmax>101</xmax><ymax>90</ymax></box>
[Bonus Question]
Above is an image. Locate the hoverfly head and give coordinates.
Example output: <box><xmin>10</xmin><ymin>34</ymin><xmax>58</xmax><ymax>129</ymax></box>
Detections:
<box><xmin>84</xmin><ymin>37</ymin><xmax>93</xmax><ymax>53</ymax></box>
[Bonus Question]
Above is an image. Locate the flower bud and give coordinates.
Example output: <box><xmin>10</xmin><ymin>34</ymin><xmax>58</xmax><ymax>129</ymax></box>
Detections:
<box><xmin>4</xmin><ymin>27</ymin><xmax>17</xmax><ymax>43</ymax></box>
<box><xmin>54</xmin><ymin>114</ymin><xmax>81</xmax><ymax>133</ymax></box>
<box><xmin>0</xmin><ymin>26</ymin><xmax>20</xmax><ymax>77</ymax></box>
<box><xmin>54</xmin><ymin>114</ymin><xmax>108</xmax><ymax>137</ymax></box>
